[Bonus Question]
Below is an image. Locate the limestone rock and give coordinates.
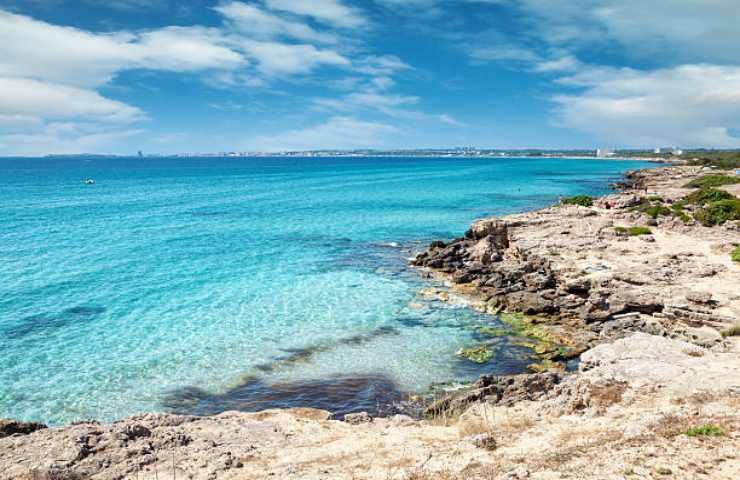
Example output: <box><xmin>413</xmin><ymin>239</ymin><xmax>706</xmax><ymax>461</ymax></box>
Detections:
<box><xmin>344</xmin><ymin>412</ymin><xmax>373</xmax><ymax>425</ymax></box>
<box><xmin>684</xmin><ymin>326</ymin><xmax>722</xmax><ymax>347</ymax></box>
<box><xmin>686</xmin><ymin>291</ymin><xmax>712</xmax><ymax>305</ymax></box>
<box><xmin>465</xmin><ymin>219</ymin><xmax>509</xmax><ymax>248</ymax></box>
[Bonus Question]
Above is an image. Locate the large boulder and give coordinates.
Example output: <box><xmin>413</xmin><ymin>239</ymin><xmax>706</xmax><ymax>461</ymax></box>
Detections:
<box><xmin>465</xmin><ymin>219</ymin><xmax>509</xmax><ymax>248</ymax></box>
<box><xmin>468</xmin><ymin>235</ymin><xmax>502</xmax><ymax>265</ymax></box>
<box><xmin>506</xmin><ymin>291</ymin><xmax>556</xmax><ymax>315</ymax></box>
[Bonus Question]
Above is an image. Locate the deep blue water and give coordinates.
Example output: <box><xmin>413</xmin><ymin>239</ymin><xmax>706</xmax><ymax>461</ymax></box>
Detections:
<box><xmin>0</xmin><ymin>156</ymin><xmax>653</xmax><ymax>424</ymax></box>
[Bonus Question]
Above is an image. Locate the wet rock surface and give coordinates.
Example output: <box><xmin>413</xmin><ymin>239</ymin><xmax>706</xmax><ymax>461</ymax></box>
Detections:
<box><xmin>0</xmin><ymin>419</ymin><xmax>47</xmax><ymax>438</ymax></box>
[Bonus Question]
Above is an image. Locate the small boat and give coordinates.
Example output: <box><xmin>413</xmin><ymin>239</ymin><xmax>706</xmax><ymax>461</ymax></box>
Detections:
<box><xmin>83</xmin><ymin>178</ymin><xmax>95</xmax><ymax>185</ymax></box>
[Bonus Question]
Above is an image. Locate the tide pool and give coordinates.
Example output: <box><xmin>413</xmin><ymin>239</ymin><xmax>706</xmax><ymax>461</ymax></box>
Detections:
<box><xmin>0</xmin><ymin>156</ymin><xmax>654</xmax><ymax>424</ymax></box>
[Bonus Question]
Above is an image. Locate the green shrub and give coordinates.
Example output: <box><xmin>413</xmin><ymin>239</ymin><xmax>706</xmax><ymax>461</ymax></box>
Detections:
<box><xmin>686</xmin><ymin>151</ymin><xmax>740</xmax><ymax>169</ymax></box>
<box><xmin>670</xmin><ymin>201</ymin><xmax>692</xmax><ymax>223</ymax></box>
<box><xmin>693</xmin><ymin>199</ymin><xmax>740</xmax><ymax>226</ymax></box>
<box><xmin>628</xmin><ymin>226</ymin><xmax>652</xmax><ymax>236</ymax></box>
<box><xmin>561</xmin><ymin>195</ymin><xmax>593</xmax><ymax>207</ymax></box>
<box><xmin>732</xmin><ymin>245</ymin><xmax>740</xmax><ymax>262</ymax></box>
<box><xmin>686</xmin><ymin>424</ymin><xmax>725</xmax><ymax>437</ymax></box>
<box><xmin>685</xmin><ymin>175</ymin><xmax>740</xmax><ymax>188</ymax></box>
<box><xmin>644</xmin><ymin>204</ymin><xmax>672</xmax><ymax>218</ymax></box>
<box><xmin>632</xmin><ymin>197</ymin><xmax>680</xmax><ymax>219</ymax></box>
<box><xmin>614</xmin><ymin>226</ymin><xmax>652</xmax><ymax>236</ymax></box>
<box><xmin>685</xmin><ymin>187</ymin><xmax>735</xmax><ymax>205</ymax></box>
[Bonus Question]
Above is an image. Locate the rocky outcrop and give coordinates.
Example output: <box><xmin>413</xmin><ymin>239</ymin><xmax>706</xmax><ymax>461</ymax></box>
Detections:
<box><xmin>0</xmin><ymin>419</ymin><xmax>47</xmax><ymax>438</ymax></box>
<box><xmin>424</xmin><ymin>372</ymin><xmax>562</xmax><ymax>416</ymax></box>
<box><xmin>411</xmin><ymin>165</ymin><xmax>739</xmax><ymax>351</ymax></box>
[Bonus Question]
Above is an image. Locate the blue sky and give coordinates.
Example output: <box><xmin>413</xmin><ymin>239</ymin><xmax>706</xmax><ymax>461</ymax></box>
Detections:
<box><xmin>1</xmin><ymin>0</ymin><xmax>739</xmax><ymax>155</ymax></box>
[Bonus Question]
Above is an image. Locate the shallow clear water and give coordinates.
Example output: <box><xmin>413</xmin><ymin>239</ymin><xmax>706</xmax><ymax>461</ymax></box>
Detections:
<box><xmin>0</xmin><ymin>156</ymin><xmax>653</xmax><ymax>424</ymax></box>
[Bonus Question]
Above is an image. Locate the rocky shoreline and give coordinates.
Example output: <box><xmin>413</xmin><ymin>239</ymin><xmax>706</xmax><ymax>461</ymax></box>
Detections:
<box><xmin>412</xmin><ymin>165</ymin><xmax>739</xmax><ymax>375</ymax></box>
<box><xmin>2</xmin><ymin>164</ymin><xmax>738</xmax><ymax>479</ymax></box>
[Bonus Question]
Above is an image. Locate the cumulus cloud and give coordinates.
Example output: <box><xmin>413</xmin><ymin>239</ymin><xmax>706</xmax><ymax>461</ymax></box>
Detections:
<box><xmin>249</xmin><ymin>116</ymin><xmax>399</xmax><ymax>151</ymax></box>
<box><xmin>0</xmin><ymin>77</ymin><xmax>144</xmax><ymax>123</ymax></box>
<box><xmin>313</xmin><ymin>87</ymin><xmax>465</xmax><ymax>128</ymax></box>
<box><xmin>356</xmin><ymin>55</ymin><xmax>412</xmax><ymax>76</ymax></box>
<box><xmin>420</xmin><ymin>0</ymin><xmax>740</xmax><ymax>147</ymax></box>
<box><xmin>0</xmin><ymin>2</ymin><xmax>389</xmax><ymax>154</ymax></box>
<box><xmin>238</xmin><ymin>40</ymin><xmax>350</xmax><ymax>75</ymax></box>
<box><xmin>512</xmin><ymin>0</ymin><xmax>740</xmax><ymax>65</ymax></box>
<box><xmin>0</xmin><ymin>10</ymin><xmax>244</xmax><ymax>88</ymax></box>
<box><xmin>214</xmin><ymin>1</ymin><xmax>338</xmax><ymax>44</ymax></box>
<box><xmin>552</xmin><ymin>64</ymin><xmax>740</xmax><ymax>147</ymax></box>
<box><xmin>264</xmin><ymin>0</ymin><xmax>366</xmax><ymax>29</ymax></box>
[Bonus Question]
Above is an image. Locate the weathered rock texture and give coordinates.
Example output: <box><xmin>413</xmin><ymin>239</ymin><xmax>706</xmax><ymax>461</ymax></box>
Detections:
<box><xmin>411</xmin><ymin>165</ymin><xmax>739</xmax><ymax>352</ymax></box>
<box><xmin>2</xmin><ymin>334</ymin><xmax>738</xmax><ymax>479</ymax></box>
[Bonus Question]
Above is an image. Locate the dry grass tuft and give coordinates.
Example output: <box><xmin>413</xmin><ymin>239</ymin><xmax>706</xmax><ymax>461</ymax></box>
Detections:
<box><xmin>588</xmin><ymin>381</ymin><xmax>628</xmax><ymax>414</ymax></box>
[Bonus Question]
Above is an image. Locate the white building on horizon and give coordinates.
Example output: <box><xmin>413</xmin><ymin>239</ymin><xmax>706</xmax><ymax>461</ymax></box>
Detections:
<box><xmin>596</xmin><ymin>148</ymin><xmax>615</xmax><ymax>158</ymax></box>
<box><xmin>654</xmin><ymin>147</ymin><xmax>683</xmax><ymax>155</ymax></box>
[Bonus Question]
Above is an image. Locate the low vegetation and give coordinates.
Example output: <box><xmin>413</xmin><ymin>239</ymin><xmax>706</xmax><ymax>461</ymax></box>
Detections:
<box><xmin>458</xmin><ymin>345</ymin><xmax>493</xmax><ymax>364</ymax></box>
<box><xmin>693</xmin><ymin>198</ymin><xmax>740</xmax><ymax>226</ymax></box>
<box><xmin>560</xmin><ymin>195</ymin><xmax>593</xmax><ymax>207</ymax></box>
<box><xmin>686</xmin><ymin>424</ymin><xmax>725</xmax><ymax>437</ymax></box>
<box><xmin>669</xmin><ymin>201</ymin><xmax>692</xmax><ymax>223</ymax></box>
<box><xmin>615</xmin><ymin>226</ymin><xmax>652</xmax><ymax>236</ymax></box>
<box><xmin>632</xmin><ymin>196</ymin><xmax>690</xmax><ymax>222</ymax></box>
<box><xmin>721</xmin><ymin>324</ymin><xmax>740</xmax><ymax>338</ymax></box>
<box><xmin>732</xmin><ymin>245</ymin><xmax>740</xmax><ymax>262</ymax></box>
<box><xmin>684</xmin><ymin>150</ymin><xmax>740</xmax><ymax>170</ymax></box>
<box><xmin>684</xmin><ymin>187</ymin><xmax>735</xmax><ymax>205</ymax></box>
<box><xmin>685</xmin><ymin>175</ymin><xmax>740</xmax><ymax>189</ymax></box>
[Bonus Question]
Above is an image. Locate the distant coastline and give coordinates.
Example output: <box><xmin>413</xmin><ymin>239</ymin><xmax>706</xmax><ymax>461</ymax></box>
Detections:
<box><xmin>38</xmin><ymin>151</ymin><xmax>680</xmax><ymax>162</ymax></box>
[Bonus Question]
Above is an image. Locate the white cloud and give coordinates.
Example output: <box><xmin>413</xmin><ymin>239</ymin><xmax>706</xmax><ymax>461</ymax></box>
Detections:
<box><xmin>0</xmin><ymin>5</ymin><xmax>378</xmax><ymax>154</ymax></box>
<box><xmin>327</xmin><ymin>92</ymin><xmax>419</xmax><ymax>110</ymax></box>
<box><xmin>437</xmin><ymin>114</ymin><xmax>467</xmax><ymax>127</ymax></box>
<box><xmin>532</xmin><ymin>54</ymin><xmax>582</xmax><ymax>73</ymax></box>
<box><xmin>0</xmin><ymin>77</ymin><xmax>144</xmax><ymax>123</ymax></box>
<box><xmin>512</xmin><ymin>0</ymin><xmax>740</xmax><ymax>65</ymax></box>
<box><xmin>0</xmin><ymin>10</ymin><xmax>244</xmax><ymax>88</ymax></box>
<box><xmin>356</xmin><ymin>55</ymin><xmax>412</xmax><ymax>76</ymax></box>
<box><xmin>249</xmin><ymin>116</ymin><xmax>399</xmax><ymax>151</ymax></box>
<box><xmin>215</xmin><ymin>1</ymin><xmax>337</xmax><ymax>44</ymax></box>
<box><xmin>264</xmin><ymin>0</ymin><xmax>366</xmax><ymax>29</ymax></box>
<box><xmin>469</xmin><ymin>45</ymin><xmax>541</xmax><ymax>65</ymax></box>
<box><xmin>552</xmin><ymin>64</ymin><xmax>740</xmax><ymax>147</ymax></box>
<box><xmin>313</xmin><ymin>89</ymin><xmax>465</xmax><ymax>128</ymax></box>
<box><xmin>239</xmin><ymin>40</ymin><xmax>350</xmax><ymax>75</ymax></box>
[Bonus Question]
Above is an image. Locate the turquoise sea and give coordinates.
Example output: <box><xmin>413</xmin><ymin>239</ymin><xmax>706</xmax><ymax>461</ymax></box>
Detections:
<box><xmin>0</xmin><ymin>156</ymin><xmax>654</xmax><ymax>425</ymax></box>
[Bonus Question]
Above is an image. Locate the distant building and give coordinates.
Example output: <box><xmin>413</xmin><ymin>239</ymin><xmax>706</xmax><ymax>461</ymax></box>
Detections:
<box><xmin>655</xmin><ymin>147</ymin><xmax>683</xmax><ymax>156</ymax></box>
<box><xmin>596</xmin><ymin>148</ymin><xmax>615</xmax><ymax>158</ymax></box>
